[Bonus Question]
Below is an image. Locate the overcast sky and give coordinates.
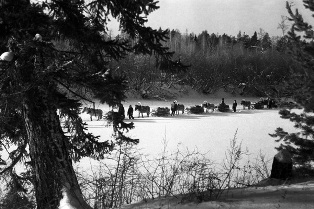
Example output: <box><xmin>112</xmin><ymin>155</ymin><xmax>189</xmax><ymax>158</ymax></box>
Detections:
<box><xmin>109</xmin><ymin>0</ymin><xmax>314</xmax><ymax>37</ymax></box>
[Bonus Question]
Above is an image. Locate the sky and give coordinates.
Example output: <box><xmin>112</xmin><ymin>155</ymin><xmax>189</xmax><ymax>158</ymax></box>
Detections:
<box><xmin>109</xmin><ymin>0</ymin><xmax>314</xmax><ymax>37</ymax></box>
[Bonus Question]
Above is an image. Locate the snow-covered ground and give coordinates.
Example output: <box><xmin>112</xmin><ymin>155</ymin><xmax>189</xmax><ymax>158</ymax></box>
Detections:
<box><xmin>78</xmin><ymin>89</ymin><xmax>297</xmax><ymax>168</ymax></box>
<box><xmin>119</xmin><ymin>180</ymin><xmax>314</xmax><ymax>209</ymax></box>
<box><xmin>75</xmin><ymin>88</ymin><xmax>314</xmax><ymax>209</ymax></box>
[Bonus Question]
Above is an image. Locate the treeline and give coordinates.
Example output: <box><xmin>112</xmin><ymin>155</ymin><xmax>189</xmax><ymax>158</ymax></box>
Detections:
<box><xmin>110</xmin><ymin>29</ymin><xmax>301</xmax><ymax>97</ymax></box>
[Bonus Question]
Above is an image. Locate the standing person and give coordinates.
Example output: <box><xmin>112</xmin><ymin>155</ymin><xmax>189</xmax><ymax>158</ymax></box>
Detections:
<box><xmin>232</xmin><ymin>100</ymin><xmax>237</xmax><ymax>112</ymax></box>
<box><xmin>118</xmin><ymin>103</ymin><xmax>125</xmax><ymax>119</ymax></box>
<box><xmin>267</xmin><ymin>97</ymin><xmax>272</xmax><ymax>109</ymax></box>
<box><xmin>127</xmin><ymin>105</ymin><xmax>134</xmax><ymax>119</ymax></box>
<box><xmin>221</xmin><ymin>98</ymin><xmax>225</xmax><ymax>105</ymax></box>
<box><xmin>171</xmin><ymin>101</ymin><xmax>177</xmax><ymax>116</ymax></box>
<box><xmin>174</xmin><ymin>100</ymin><xmax>178</xmax><ymax>115</ymax></box>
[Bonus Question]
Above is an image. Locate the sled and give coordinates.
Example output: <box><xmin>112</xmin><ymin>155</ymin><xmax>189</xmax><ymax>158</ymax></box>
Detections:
<box><xmin>187</xmin><ymin>105</ymin><xmax>204</xmax><ymax>114</ymax></box>
<box><xmin>218</xmin><ymin>104</ymin><xmax>230</xmax><ymax>112</ymax></box>
<box><xmin>151</xmin><ymin>107</ymin><xmax>170</xmax><ymax>117</ymax></box>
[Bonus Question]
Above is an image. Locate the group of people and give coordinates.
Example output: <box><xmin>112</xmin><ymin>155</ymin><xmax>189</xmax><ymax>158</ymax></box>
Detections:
<box><xmin>117</xmin><ymin>98</ymin><xmax>240</xmax><ymax>120</ymax></box>
<box><xmin>219</xmin><ymin>98</ymin><xmax>238</xmax><ymax>112</ymax></box>
<box><xmin>117</xmin><ymin>103</ymin><xmax>135</xmax><ymax>120</ymax></box>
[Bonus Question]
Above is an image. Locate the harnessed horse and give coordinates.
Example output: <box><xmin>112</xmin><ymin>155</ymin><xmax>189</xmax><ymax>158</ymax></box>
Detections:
<box><xmin>259</xmin><ymin>98</ymin><xmax>277</xmax><ymax>109</ymax></box>
<box><xmin>82</xmin><ymin>107</ymin><xmax>103</xmax><ymax>121</ymax></box>
<box><xmin>135</xmin><ymin>105</ymin><xmax>150</xmax><ymax>118</ymax></box>
<box><xmin>240</xmin><ymin>100</ymin><xmax>252</xmax><ymax>110</ymax></box>
<box><xmin>176</xmin><ymin>104</ymin><xmax>185</xmax><ymax>114</ymax></box>
<box><xmin>202</xmin><ymin>101</ymin><xmax>216</xmax><ymax>113</ymax></box>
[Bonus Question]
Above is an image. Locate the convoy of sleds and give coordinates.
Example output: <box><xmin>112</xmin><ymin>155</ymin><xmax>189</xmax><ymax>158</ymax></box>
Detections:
<box><xmin>80</xmin><ymin>97</ymin><xmax>301</xmax><ymax>121</ymax></box>
<box><xmin>151</xmin><ymin>97</ymin><xmax>300</xmax><ymax>117</ymax></box>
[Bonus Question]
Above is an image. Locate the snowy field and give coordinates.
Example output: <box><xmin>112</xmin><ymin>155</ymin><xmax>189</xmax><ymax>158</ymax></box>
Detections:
<box><xmin>77</xmin><ymin>93</ymin><xmax>298</xmax><ymax>170</ymax></box>
<box><xmin>76</xmin><ymin>92</ymin><xmax>314</xmax><ymax>209</ymax></box>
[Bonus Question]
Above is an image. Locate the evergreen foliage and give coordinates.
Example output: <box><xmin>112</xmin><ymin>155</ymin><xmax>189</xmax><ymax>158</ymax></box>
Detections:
<box><xmin>0</xmin><ymin>171</ymin><xmax>35</xmax><ymax>209</ymax></box>
<box><xmin>250</xmin><ymin>31</ymin><xmax>259</xmax><ymax>47</ymax></box>
<box><xmin>270</xmin><ymin>1</ymin><xmax>314</xmax><ymax>171</ymax></box>
<box><xmin>0</xmin><ymin>0</ymin><xmax>177</xmax><ymax>208</ymax></box>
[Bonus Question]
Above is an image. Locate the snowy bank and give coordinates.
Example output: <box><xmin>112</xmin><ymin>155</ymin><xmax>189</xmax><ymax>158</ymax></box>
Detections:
<box><xmin>120</xmin><ymin>179</ymin><xmax>314</xmax><ymax>209</ymax></box>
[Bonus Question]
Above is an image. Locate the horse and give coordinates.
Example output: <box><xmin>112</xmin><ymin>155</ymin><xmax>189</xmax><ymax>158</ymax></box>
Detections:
<box><xmin>202</xmin><ymin>101</ymin><xmax>216</xmax><ymax>113</ymax></box>
<box><xmin>240</xmin><ymin>100</ymin><xmax>252</xmax><ymax>110</ymax></box>
<box><xmin>265</xmin><ymin>98</ymin><xmax>278</xmax><ymax>109</ymax></box>
<box><xmin>135</xmin><ymin>105</ymin><xmax>150</xmax><ymax>118</ymax></box>
<box><xmin>257</xmin><ymin>98</ymin><xmax>278</xmax><ymax>109</ymax></box>
<box><xmin>176</xmin><ymin>104</ymin><xmax>185</xmax><ymax>114</ymax></box>
<box><xmin>82</xmin><ymin>107</ymin><xmax>103</xmax><ymax>121</ymax></box>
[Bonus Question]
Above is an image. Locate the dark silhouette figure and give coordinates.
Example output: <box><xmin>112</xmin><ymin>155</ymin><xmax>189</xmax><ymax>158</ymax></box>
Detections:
<box><xmin>232</xmin><ymin>100</ymin><xmax>237</xmax><ymax>112</ymax></box>
<box><xmin>171</xmin><ymin>101</ymin><xmax>178</xmax><ymax>116</ymax></box>
<box><xmin>118</xmin><ymin>103</ymin><xmax>125</xmax><ymax>119</ymax></box>
<box><xmin>221</xmin><ymin>98</ymin><xmax>225</xmax><ymax>105</ymax></box>
<box><xmin>127</xmin><ymin>105</ymin><xmax>134</xmax><ymax>119</ymax></box>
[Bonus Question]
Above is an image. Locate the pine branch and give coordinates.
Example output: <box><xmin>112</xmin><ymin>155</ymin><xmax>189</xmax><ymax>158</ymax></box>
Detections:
<box><xmin>0</xmin><ymin>137</ymin><xmax>28</xmax><ymax>175</ymax></box>
<box><xmin>53</xmin><ymin>78</ymin><xmax>94</xmax><ymax>104</ymax></box>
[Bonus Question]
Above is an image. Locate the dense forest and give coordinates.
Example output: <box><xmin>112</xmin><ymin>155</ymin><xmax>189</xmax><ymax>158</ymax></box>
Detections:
<box><xmin>110</xmin><ymin>28</ymin><xmax>301</xmax><ymax>99</ymax></box>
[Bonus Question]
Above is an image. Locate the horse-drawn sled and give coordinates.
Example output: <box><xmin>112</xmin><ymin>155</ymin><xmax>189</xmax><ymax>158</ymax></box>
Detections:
<box><xmin>186</xmin><ymin>105</ymin><xmax>204</xmax><ymax>114</ymax></box>
<box><xmin>151</xmin><ymin>107</ymin><xmax>171</xmax><ymax>117</ymax></box>
<box><xmin>217</xmin><ymin>103</ymin><xmax>230</xmax><ymax>112</ymax></box>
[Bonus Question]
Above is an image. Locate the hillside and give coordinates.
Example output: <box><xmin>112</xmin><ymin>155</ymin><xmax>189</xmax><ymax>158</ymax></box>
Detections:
<box><xmin>125</xmin><ymin>83</ymin><xmax>244</xmax><ymax>102</ymax></box>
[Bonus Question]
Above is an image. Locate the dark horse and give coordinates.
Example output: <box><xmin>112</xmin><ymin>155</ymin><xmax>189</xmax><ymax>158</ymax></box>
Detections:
<box><xmin>176</xmin><ymin>104</ymin><xmax>185</xmax><ymax>114</ymax></box>
<box><xmin>256</xmin><ymin>98</ymin><xmax>278</xmax><ymax>109</ymax></box>
<box><xmin>82</xmin><ymin>107</ymin><xmax>103</xmax><ymax>121</ymax></box>
<box><xmin>135</xmin><ymin>105</ymin><xmax>150</xmax><ymax>118</ymax></box>
<box><xmin>240</xmin><ymin>100</ymin><xmax>252</xmax><ymax>110</ymax></box>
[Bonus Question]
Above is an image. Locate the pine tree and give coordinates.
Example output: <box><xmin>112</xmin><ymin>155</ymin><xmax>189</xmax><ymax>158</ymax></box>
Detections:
<box><xmin>276</xmin><ymin>36</ymin><xmax>290</xmax><ymax>53</ymax></box>
<box><xmin>0</xmin><ymin>0</ymin><xmax>176</xmax><ymax>208</ymax></box>
<box><xmin>237</xmin><ymin>32</ymin><xmax>251</xmax><ymax>49</ymax></box>
<box><xmin>261</xmin><ymin>32</ymin><xmax>272</xmax><ymax>50</ymax></box>
<box><xmin>270</xmin><ymin>1</ymin><xmax>314</xmax><ymax>173</ymax></box>
<box><xmin>250</xmin><ymin>31</ymin><xmax>258</xmax><ymax>47</ymax></box>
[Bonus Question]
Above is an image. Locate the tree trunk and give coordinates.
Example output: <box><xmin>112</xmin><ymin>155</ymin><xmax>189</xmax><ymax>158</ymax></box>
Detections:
<box><xmin>22</xmin><ymin>87</ymin><xmax>91</xmax><ymax>209</ymax></box>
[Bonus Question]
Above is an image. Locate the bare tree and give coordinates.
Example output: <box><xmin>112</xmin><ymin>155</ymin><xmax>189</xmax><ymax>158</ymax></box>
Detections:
<box><xmin>277</xmin><ymin>15</ymin><xmax>290</xmax><ymax>36</ymax></box>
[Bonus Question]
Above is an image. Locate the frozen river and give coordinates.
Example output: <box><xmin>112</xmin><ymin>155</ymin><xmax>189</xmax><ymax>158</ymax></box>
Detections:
<box><xmin>79</xmin><ymin>97</ymin><xmax>299</xmax><ymax>168</ymax></box>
